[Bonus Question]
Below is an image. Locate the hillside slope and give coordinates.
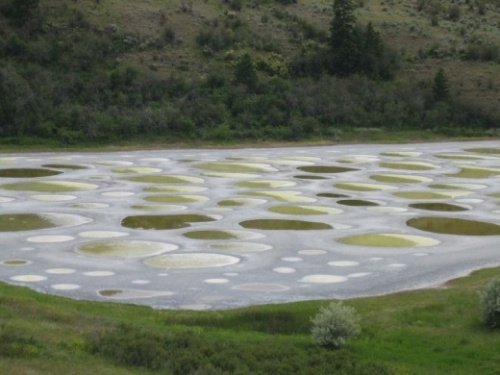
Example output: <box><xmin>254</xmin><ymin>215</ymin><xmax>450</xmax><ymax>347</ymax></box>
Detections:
<box><xmin>0</xmin><ymin>0</ymin><xmax>499</xmax><ymax>144</ymax></box>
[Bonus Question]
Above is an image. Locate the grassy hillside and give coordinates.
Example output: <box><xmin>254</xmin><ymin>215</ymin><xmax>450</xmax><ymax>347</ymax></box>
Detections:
<box><xmin>0</xmin><ymin>0</ymin><xmax>499</xmax><ymax>145</ymax></box>
<box><xmin>1</xmin><ymin>267</ymin><xmax>499</xmax><ymax>374</ymax></box>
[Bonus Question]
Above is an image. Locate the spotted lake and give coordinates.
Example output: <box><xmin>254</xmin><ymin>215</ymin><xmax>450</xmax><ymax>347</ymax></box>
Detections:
<box><xmin>0</xmin><ymin>141</ymin><xmax>499</xmax><ymax>310</ymax></box>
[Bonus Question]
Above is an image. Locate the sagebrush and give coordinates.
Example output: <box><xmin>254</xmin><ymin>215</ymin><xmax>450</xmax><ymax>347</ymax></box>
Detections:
<box><xmin>480</xmin><ymin>277</ymin><xmax>500</xmax><ymax>329</ymax></box>
<box><xmin>311</xmin><ymin>302</ymin><xmax>361</xmax><ymax>348</ymax></box>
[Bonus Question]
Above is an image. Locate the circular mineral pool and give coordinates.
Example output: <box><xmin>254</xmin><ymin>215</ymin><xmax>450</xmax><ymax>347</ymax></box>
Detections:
<box><xmin>317</xmin><ymin>193</ymin><xmax>350</xmax><ymax>199</ymax></box>
<box><xmin>380</xmin><ymin>161</ymin><xmax>436</xmax><ymax>170</ymax></box>
<box><xmin>328</xmin><ymin>261</ymin><xmax>359</xmax><ymax>267</ymax></box>
<box><xmin>300</xmin><ymin>275</ymin><xmax>348</xmax><ymax>284</ymax></box>
<box><xmin>337</xmin><ymin>156</ymin><xmax>378</xmax><ymax>164</ymax></box>
<box><xmin>269</xmin><ymin>205</ymin><xmax>341</xmax><ymax>215</ymax></box>
<box><xmin>448</xmin><ymin>166</ymin><xmax>500</xmax><ymax>179</ymax></box>
<box><xmin>183</xmin><ymin>230</ymin><xmax>239</xmax><ymax>240</ymax></box>
<box><xmin>407</xmin><ymin>217</ymin><xmax>500</xmax><ymax>236</ymax></box>
<box><xmin>0</xmin><ymin>168</ymin><xmax>62</xmax><ymax>178</ymax></box>
<box><xmin>1</xmin><ymin>181</ymin><xmax>98</xmax><ymax>192</ymax></box>
<box><xmin>126</xmin><ymin>175</ymin><xmax>204</xmax><ymax>184</ymax></box>
<box><xmin>0</xmin><ymin>213</ymin><xmax>91</xmax><ymax>232</ymax></box>
<box><xmin>434</xmin><ymin>153</ymin><xmax>493</xmax><ymax>160</ymax></box>
<box><xmin>239</xmin><ymin>219</ymin><xmax>332</xmax><ymax>230</ymax></box>
<box><xmin>10</xmin><ymin>275</ymin><xmax>47</xmax><ymax>282</ymax></box>
<box><xmin>112</xmin><ymin>167</ymin><xmax>162</xmax><ymax>174</ymax></box>
<box><xmin>78</xmin><ymin>231</ymin><xmax>130</xmax><ymax>239</ymax></box>
<box><xmin>204</xmin><ymin>278</ymin><xmax>230</xmax><ymax>284</ymax></box>
<box><xmin>145</xmin><ymin>253</ymin><xmax>240</xmax><ymax>269</ymax></box>
<box><xmin>202</xmin><ymin>172</ymin><xmax>261</xmax><ymax>179</ymax></box>
<box><xmin>370</xmin><ymin>174</ymin><xmax>432</xmax><ymax>184</ymax></box>
<box><xmin>339</xmin><ymin>233</ymin><xmax>440</xmax><ymax>247</ymax></box>
<box><xmin>218</xmin><ymin>198</ymin><xmax>266</xmax><ymax>207</ymax></box>
<box><xmin>45</xmin><ymin>268</ymin><xmax>75</xmax><ymax>274</ymax></box>
<box><xmin>144</xmin><ymin>195</ymin><xmax>208</xmax><ymax>203</ymax></box>
<box><xmin>131</xmin><ymin>204</ymin><xmax>187</xmax><ymax>212</ymax></box>
<box><xmin>30</xmin><ymin>194</ymin><xmax>77</xmax><ymax>202</ymax></box>
<box><xmin>429</xmin><ymin>183</ymin><xmax>486</xmax><ymax>190</ymax></box>
<box><xmin>122</xmin><ymin>214</ymin><xmax>216</xmax><ymax>230</ymax></box>
<box><xmin>101</xmin><ymin>191</ymin><xmax>135</xmax><ymax>197</ymax></box>
<box><xmin>464</xmin><ymin>147</ymin><xmax>500</xmax><ymax>155</ymax></box>
<box><xmin>273</xmin><ymin>267</ymin><xmax>296</xmax><ymax>274</ymax></box>
<box><xmin>337</xmin><ymin>199</ymin><xmax>379</xmax><ymax>207</ymax></box>
<box><xmin>1</xmin><ymin>259</ymin><xmax>29</xmax><ymax>266</ymax></box>
<box><xmin>83</xmin><ymin>271</ymin><xmax>115</xmax><ymax>277</ymax></box>
<box><xmin>233</xmin><ymin>283</ymin><xmax>289</xmax><ymax>292</ymax></box>
<box><xmin>298</xmin><ymin>249</ymin><xmax>327</xmax><ymax>256</ymax></box>
<box><xmin>72</xmin><ymin>203</ymin><xmax>110</xmax><ymax>209</ymax></box>
<box><xmin>380</xmin><ymin>151</ymin><xmax>421</xmax><ymax>157</ymax></box>
<box><xmin>77</xmin><ymin>240</ymin><xmax>177</xmax><ymax>258</ymax></box>
<box><xmin>335</xmin><ymin>182</ymin><xmax>395</xmax><ymax>191</ymax></box>
<box><xmin>297</xmin><ymin>165</ymin><xmax>358</xmax><ymax>173</ymax></box>
<box><xmin>237</xmin><ymin>180</ymin><xmax>296</xmax><ymax>188</ymax></box>
<box><xmin>409</xmin><ymin>203</ymin><xmax>468</xmax><ymax>212</ymax></box>
<box><xmin>245</xmin><ymin>190</ymin><xmax>315</xmax><ymax>203</ymax></box>
<box><xmin>51</xmin><ymin>284</ymin><xmax>80</xmax><ymax>291</ymax></box>
<box><xmin>144</xmin><ymin>185</ymin><xmax>206</xmax><ymax>193</ymax></box>
<box><xmin>42</xmin><ymin>164</ymin><xmax>88</xmax><ymax>170</ymax></box>
<box><xmin>394</xmin><ymin>191</ymin><xmax>451</xmax><ymax>200</ymax></box>
<box><xmin>294</xmin><ymin>175</ymin><xmax>329</xmax><ymax>180</ymax></box>
<box><xmin>196</xmin><ymin>162</ymin><xmax>276</xmax><ymax>173</ymax></box>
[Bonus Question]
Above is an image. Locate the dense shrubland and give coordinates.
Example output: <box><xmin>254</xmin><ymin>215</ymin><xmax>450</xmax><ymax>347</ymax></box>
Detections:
<box><xmin>0</xmin><ymin>0</ymin><xmax>498</xmax><ymax>145</ymax></box>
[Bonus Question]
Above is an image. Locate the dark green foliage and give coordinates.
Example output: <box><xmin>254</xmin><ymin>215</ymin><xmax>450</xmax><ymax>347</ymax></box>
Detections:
<box><xmin>329</xmin><ymin>0</ymin><xmax>360</xmax><ymax>76</ymax></box>
<box><xmin>480</xmin><ymin>277</ymin><xmax>500</xmax><ymax>329</ymax></box>
<box><xmin>88</xmin><ymin>325</ymin><xmax>168</xmax><ymax>370</ymax></box>
<box><xmin>328</xmin><ymin>2</ymin><xmax>397</xmax><ymax>79</ymax></box>
<box><xmin>1</xmin><ymin>0</ymin><xmax>39</xmax><ymax>25</ymax></box>
<box><xmin>0</xmin><ymin>325</ymin><xmax>41</xmax><ymax>358</ymax></box>
<box><xmin>88</xmin><ymin>324</ymin><xmax>393</xmax><ymax>374</ymax></box>
<box><xmin>433</xmin><ymin>68</ymin><xmax>450</xmax><ymax>102</ymax></box>
<box><xmin>234</xmin><ymin>53</ymin><xmax>258</xmax><ymax>89</ymax></box>
<box><xmin>0</xmin><ymin>0</ymin><xmax>496</xmax><ymax>146</ymax></box>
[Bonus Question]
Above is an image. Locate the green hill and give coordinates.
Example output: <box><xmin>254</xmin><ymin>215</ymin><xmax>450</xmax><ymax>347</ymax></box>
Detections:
<box><xmin>1</xmin><ymin>0</ymin><xmax>499</xmax><ymax>145</ymax></box>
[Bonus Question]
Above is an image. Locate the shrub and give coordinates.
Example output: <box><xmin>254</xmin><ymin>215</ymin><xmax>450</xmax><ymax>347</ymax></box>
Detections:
<box><xmin>480</xmin><ymin>277</ymin><xmax>500</xmax><ymax>329</ymax></box>
<box><xmin>311</xmin><ymin>302</ymin><xmax>361</xmax><ymax>348</ymax></box>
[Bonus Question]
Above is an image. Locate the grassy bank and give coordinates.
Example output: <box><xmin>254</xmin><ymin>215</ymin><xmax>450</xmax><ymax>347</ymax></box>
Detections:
<box><xmin>1</xmin><ymin>130</ymin><xmax>498</xmax><ymax>153</ymax></box>
<box><xmin>1</xmin><ymin>267</ymin><xmax>499</xmax><ymax>374</ymax></box>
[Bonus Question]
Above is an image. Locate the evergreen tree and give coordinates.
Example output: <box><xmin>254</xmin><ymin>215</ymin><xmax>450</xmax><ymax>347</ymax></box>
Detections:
<box><xmin>433</xmin><ymin>68</ymin><xmax>450</xmax><ymax>101</ymax></box>
<box><xmin>2</xmin><ymin>0</ymin><xmax>39</xmax><ymax>25</ymax></box>
<box><xmin>234</xmin><ymin>53</ymin><xmax>258</xmax><ymax>90</ymax></box>
<box><xmin>329</xmin><ymin>0</ymin><xmax>360</xmax><ymax>76</ymax></box>
<box><xmin>362</xmin><ymin>23</ymin><xmax>384</xmax><ymax>78</ymax></box>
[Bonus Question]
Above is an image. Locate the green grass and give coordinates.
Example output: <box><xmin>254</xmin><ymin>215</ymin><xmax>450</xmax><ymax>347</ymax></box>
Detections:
<box><xmin>1</xmin><ymin>267</ymin><xmax>499</xmax><ymax>374</ymax></box>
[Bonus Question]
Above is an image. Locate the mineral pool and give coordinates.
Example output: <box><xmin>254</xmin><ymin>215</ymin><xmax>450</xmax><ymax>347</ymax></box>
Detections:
<box><xmin>0</xmin><ymin>141</ymin><xmax>499</xmax><ymax>309</ymax></box>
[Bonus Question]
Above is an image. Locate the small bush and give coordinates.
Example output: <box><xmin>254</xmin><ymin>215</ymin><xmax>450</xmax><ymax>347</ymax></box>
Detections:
<box><xmin>480</xmin><ymin>277</ymin><xmax>500</xmax><ymax>329</ymax></box>
<box><xmin>311</xmin><ymin>302</ymin><xmax>361</xmax><ymax>349</ymax></box>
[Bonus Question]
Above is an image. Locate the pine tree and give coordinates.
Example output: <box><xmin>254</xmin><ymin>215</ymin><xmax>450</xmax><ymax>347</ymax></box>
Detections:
<box><xmin>360</xmin><ymin>22</ymin><xmax>383</xmax><ymax>78</ymax></box>
<box><xmin>4</xmin><ymin>0</ymin><xmax>39</xmax><ymax>25</ymax></box>
<box><xmin>433</xmin><ymin>68</ymin><xmax>450</xmax><ymax>102</ymax></box>
<box><xmin>234</xmin><ymin>53</ymin><xmax>258</xmax><ymax>89</ymax></box>
<box><xmin>329</xmin><ymin>0</ymin><xmax>360</xmax><ymax>76</ymax></box>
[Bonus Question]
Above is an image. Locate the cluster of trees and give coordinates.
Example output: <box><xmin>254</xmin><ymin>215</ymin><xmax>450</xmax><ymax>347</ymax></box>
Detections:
<box><xmin>0</xmin><ymin>0</ymin><xmax>497</xmax><ymax>145</ymax></box>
